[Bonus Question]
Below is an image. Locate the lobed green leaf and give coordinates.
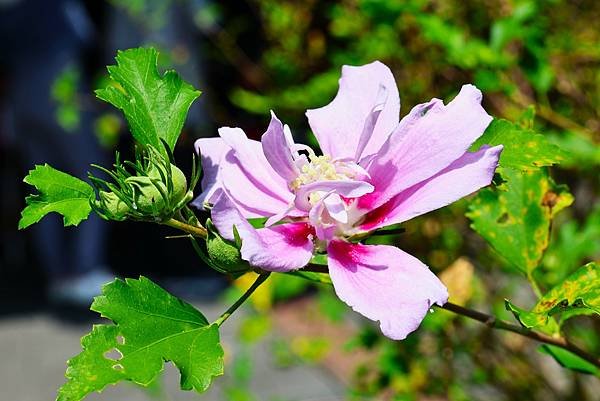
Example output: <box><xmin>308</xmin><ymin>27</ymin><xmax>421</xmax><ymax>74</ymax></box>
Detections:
<box><xmin>57</xmin><ymin>277</ymin><xmax>224</xmax><ymax>401</ymax></box>
<box><xmin>96</xmin><ymin>47</ymin><xmax>201</xmax><ymax>152</ymax></box>
<box><xmin>19</xmin><ymin>164</ymin><xmax>94</xmax><ymax>229</ymax></box>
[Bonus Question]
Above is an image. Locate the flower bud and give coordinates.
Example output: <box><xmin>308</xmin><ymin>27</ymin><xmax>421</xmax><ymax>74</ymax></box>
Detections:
<box><xmin>126</xmin><ymin>163</ymin><xmax>188</xmax><ymax>215</ymax></box>
<box><xmin>97</xmin><ymin>190</ymin><xmax>130</xmax><ymax>220</ymax></box>
<box><xmin>205</xmin><ymin>223</ymin><xmax>251</xmax><ymax>277</ymax></box>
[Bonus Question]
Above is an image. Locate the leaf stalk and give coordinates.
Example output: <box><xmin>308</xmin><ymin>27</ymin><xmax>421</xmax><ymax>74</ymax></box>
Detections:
<box><xmin>214</xmin><ymin>273</ymin><xmax>271</xmax><ymax>326</ymax></box>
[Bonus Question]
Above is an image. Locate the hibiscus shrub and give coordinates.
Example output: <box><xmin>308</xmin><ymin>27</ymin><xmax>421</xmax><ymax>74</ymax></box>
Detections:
<box><xmin>19</xmin><ymin>47</ymin><xmax>599</xmax><ymax>401</ymax></box>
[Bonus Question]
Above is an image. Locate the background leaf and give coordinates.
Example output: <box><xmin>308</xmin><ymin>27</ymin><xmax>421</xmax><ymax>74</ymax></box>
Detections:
<box><xmin>466</xmin><ymin>168</ymin><xmax>573</xmax><ymax>275</ymax></box>
<box><xmin>471</xmin><ymin>119</ymin><xmax>566</xmax><ymax>170</ymax></box>
<box><xmin>96</xmin><ymin>47</ymin><xmax>201</xmax><ymax>151</ymax></box>
<box><xmin>18</xmin><ymin>164</ymin><xmax>94</xmax><ymax>229</ymax></box>
<box><xmin>57</xmin><ymin>277</ymin><xmax>224</xmax><ymax>401</ymax></box>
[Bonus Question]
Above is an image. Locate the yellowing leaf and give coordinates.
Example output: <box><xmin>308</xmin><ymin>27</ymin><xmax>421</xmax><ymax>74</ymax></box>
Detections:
<box><xmin>472</xmin><ymin>118</ymin><xmax>566</xmax><ymax>170</ymax></box>
<box><xmin>467</xmin><ymin>168</ymin><xmax>573</xmax><ymax>275</ymax></box>
<box><xmin>506</xmin><ymin>262</ymin><xmax>600</xmax><ymax>329</ymax></box>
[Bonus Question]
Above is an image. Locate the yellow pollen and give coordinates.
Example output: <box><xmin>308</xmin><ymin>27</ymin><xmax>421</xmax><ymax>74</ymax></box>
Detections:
<box><xmin>291</xmin><ymin>154</ymin><xmax>347</xmax><ymax>190</ymax></box>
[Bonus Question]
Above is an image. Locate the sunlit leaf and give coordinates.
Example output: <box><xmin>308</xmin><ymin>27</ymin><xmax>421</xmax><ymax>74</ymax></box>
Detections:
<box><xmin>96</xmin><ymin>47</ymin><xmax>201</xmax><ymax>152</ymax></box>
<box><xmin>472</xmin><ymin>119</ymin><xmax>566</xmax><ymax>170</ymax></box>
<box><xmin>19</xmin><ymin>164</ymin><xmax>94</xmax><ymax>229</ymax></box>
<box><xmin>467</xmin><ymin>168</ymin><xmax>573</xmax><ymax>275</ymax></box>
<box><xmin>57</xmin><ymin>277</ymin><xmax>224</xmax><ymax>401</ymax></box>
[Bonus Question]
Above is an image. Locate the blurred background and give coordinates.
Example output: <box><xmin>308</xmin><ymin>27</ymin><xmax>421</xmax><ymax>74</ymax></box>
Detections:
<box><xmin>1</xmin><ymin>0</ymin><xmax>599</xmax><ymax>400</ymax></box>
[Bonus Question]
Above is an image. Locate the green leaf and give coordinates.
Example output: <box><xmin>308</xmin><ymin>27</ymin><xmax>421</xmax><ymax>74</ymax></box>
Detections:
<box><xmin>539</xmin><ymin>345</ymin><xmax>599</xmax><ymax>375</ymax></box>
<box><xmin>57</xmin><ymin>277</ymin><xmax>224</xmax><ymax>401</ymax></box>
<box><xmin>96</xmin><ymin>47</ymin><xmax>201</xmax><ymax>152</ymax></box>
<box><xmin>466</xmin><ymin>168</ymin><xmax>573</xmax><ymax>275</ymax></box>
<box><xmin>506</xmin><ymin>262</ymin><xmax>600</xmax><ymax>330</ymax></box>
<box><xmin>19</xmin><ymin>164</ymin><xmax>94</xmax><ymax>229</ymax></box>
<box><xmin>471</xmin><ymin>119</ymin><xmax>566</xmax><ymax>170</ymax></box>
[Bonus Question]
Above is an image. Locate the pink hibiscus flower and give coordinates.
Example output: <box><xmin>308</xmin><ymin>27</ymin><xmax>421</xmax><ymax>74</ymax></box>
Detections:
<box><xmin>194</xmin><ymin>61</ymin><xmax>502</xmax><ymax>340</ymax></box>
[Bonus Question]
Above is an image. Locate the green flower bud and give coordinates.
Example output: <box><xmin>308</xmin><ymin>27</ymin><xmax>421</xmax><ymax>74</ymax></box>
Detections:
<box><xmin>125</xmin><ymin>163</ymin><xmax>187</xmax><ymax>215</ymax></box>
<box><xmin>205</xmin><ymin>224</ymin><xmax>251</xmax><ymax>277</ymax></box>
<box><xmin>97</xmin><ymin>190</ymin><xmax>130</xmax><ymax>220</ymax></box>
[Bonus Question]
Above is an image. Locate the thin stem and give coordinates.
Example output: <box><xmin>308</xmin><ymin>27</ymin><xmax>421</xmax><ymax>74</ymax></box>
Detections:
<box><xmin>163</xmin><ymin>218</ymin><xmax>207</xmax><ymax>238</ymax></box>
<box><xmin>527</xmin><ymin>272</ymin><xmax>543</xmax><ymax>298</ymax></box>
<box><xmin>214</xmin><ymin>273</ymin><xmax>271</xmax><ymax>327</ymax></box>
<box><xmin>439</xmin><ymin>302</ymin><xmax>600</xmax><ymax>369</ymax></box>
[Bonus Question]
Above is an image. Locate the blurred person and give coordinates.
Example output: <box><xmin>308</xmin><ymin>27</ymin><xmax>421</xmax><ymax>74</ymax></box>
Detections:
<box><xmin>0</xmin><ymin>0</ymin><xmax>112</xmax><ymax>309</ymax></box>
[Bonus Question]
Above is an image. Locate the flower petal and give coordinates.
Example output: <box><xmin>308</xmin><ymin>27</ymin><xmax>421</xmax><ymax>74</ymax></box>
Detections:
<box><xmin>220</xmin><ymin>153</ymin><xmax>294</xmax><ymax>218</ymax></box>
<box><xmin>306</xmin><ymin>61</ymin><xmax>400</xmax><ymax>160</ymax></box>
<box><xmin>242</xmin><ymin>223</ymin><xmax>315</xmax><ymax>272</ymax></box>
<box><xmin>295</xmin><ymin>180</ymin><xmax>374</xmax><ymax>211</ymax></box>
<box><xmin>324</xmin><ymin>193</ymin><xmax>348</xmax><ymax>224</ymax></box>
<box><xmin>261</xmin><ymin>111</ymin><xmax>299</xmax><ymax>182</ymax></box>
<box><xmin>359</xmin><ymin>145</ymin><xmax>503</xmax><ymax>231</ymax></box>
<box><xmin>327</xmin><ymin>240</ymin><xmax>448</xmax><ymax>340</ymax></box>
<box><xmin>217</xmin><ymin>127</ymin><xmax>295</xmax><ymax>217</ymax></box>
<box><xmin>220</xmin><ymin>127</ymin><xmax>291</xmax><ymax>199</ymax></box>
<box><xmin>191</xmin><ymin>137</ymin><xmax>230</xmax><ymax>208</ymax></box>
<box><xmin>358</xmin><ymin>85</ymin><xmax>492</xmax><ymax>211</ymax></box>
<box><xmin>212</xmin><ymin>190</ymin><xmax>314</xmax><ymax>272</ymax></box>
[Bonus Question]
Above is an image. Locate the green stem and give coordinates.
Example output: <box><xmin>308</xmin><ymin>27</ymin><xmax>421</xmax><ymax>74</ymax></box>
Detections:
<box><xmin>439</xmin><ymin>302</ymin><xmax>600</xmax><ymax>369</ymax></box>
<box><xmin>163</xmin><ymin>218</ymin><xmax>207</xmax><ymax>238</ymax></box>
<box><xmin>527</xmin><ymin>272</ymin><xmax>543</xmax><ymax>298</ymax></box>
<box><xmin>214</xmin><ymin>273</ymin><xmax>271</xmax><ymax>327</ymax></box>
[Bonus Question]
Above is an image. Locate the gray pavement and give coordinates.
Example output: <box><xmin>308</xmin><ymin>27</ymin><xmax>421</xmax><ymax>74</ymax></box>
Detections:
<box><xmin>0</xmin><ymin>303</ymin><xmax>345</xmax><ymax>401</ymax></box>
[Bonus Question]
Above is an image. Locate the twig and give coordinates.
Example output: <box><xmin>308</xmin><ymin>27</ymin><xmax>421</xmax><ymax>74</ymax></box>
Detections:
<box><xmin>439</xmin><ymin>302</ymin><xmax>600</xmax><ymax>369</ymax></box>
<box><xmin>163</xmin><ymin>218</ymin><xmax>207</xmax><ymax>238</ymax></box>
<box><xmin>214</xmin><ymin>273</ymin><xmax>271</xmax><ymax>326</ymax></box>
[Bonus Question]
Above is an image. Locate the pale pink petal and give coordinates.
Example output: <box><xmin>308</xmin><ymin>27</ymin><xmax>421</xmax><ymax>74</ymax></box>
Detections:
<box><xmin>327</xmin><ymin>240</ymin><xmax>448</xmax><ymax>340</ymax></box>
<box><xmin>295</xmin><ymin>180</ymin><xmax>374</xmax><ymax>211</ymax></box>
<box><xmin>324</xmin><ymin>193</ymin><xmax>348</xmax><ymax>224</ymax></box>
<box><xmin>354</xmin><ymin>85</ymin><xmax>388</xmax><ymax>161</ymax></box>
<box><xmin>358</xmin><ymin>85</ymin><xmax>492</xmax><ymax>211</ymax></box>
<box><xmin>261</xmin><ymin>111</ymin><xmax>300</xmax><ymax>181</ymax></box>
<box><xmin>306</xmin><ymin>61</ymin><xmax>400</xmax><ymax>160</ymax></box>
<box><xmin>212</xmin><ymin>190</ymin><xmax>314</xmax><ymax>272</ymax></box>
<box><xmin>191</xmin><ymin>137</ymin><xmax>230</xmax><ymax>208</ymax></box>
<box><xmin>308</xmin><ymin>190</ymin><xmax>337</xmax><ymax>241</ymax></box>
<box><xmin>216</xmin><ymin>127</ymin><xmax>294</xmax><ymax>218</ymax></box>
<box><xmin>359</xmin><ymin>145</ymin><xmax>503</xmax><ymax>231</ymax></box>
<box><xmin>219</xmin><ymin>127</ymin><xmax>291</xmax><ymax>199</ymax></box>
<box><xmin>220</xmin><ymin>152</ymin><xmax>294</xmax><ymax>218</ymax></box>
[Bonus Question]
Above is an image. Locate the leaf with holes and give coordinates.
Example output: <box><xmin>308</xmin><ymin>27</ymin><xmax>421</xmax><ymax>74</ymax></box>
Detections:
<box><xmin>96</xmin><ymin>47</ymin><xmax>201</xmax><ymax>152</ymax></box>
<box><xmin>57</xmin><ymin>277</ymin><xmax>224</xmax><ymax>401</ymax></box>
<box><xmin>19</xmin><ymin>164</ymin><xmax>94</xmax><ymax>229</ymax></box>
<box><xmin>471</xmin><ymin>118</ymin><xmax>566</xmax><ymax>170</ymax></box>
<box><xmin>466</xmin><ymin>168</ymin><xmax>573</xmax><ymax>275</ymax></box>
<box><xmin>506</xmin><ymin>262</ymin><xmax>600</xmax><ymax>330</ymax></box>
